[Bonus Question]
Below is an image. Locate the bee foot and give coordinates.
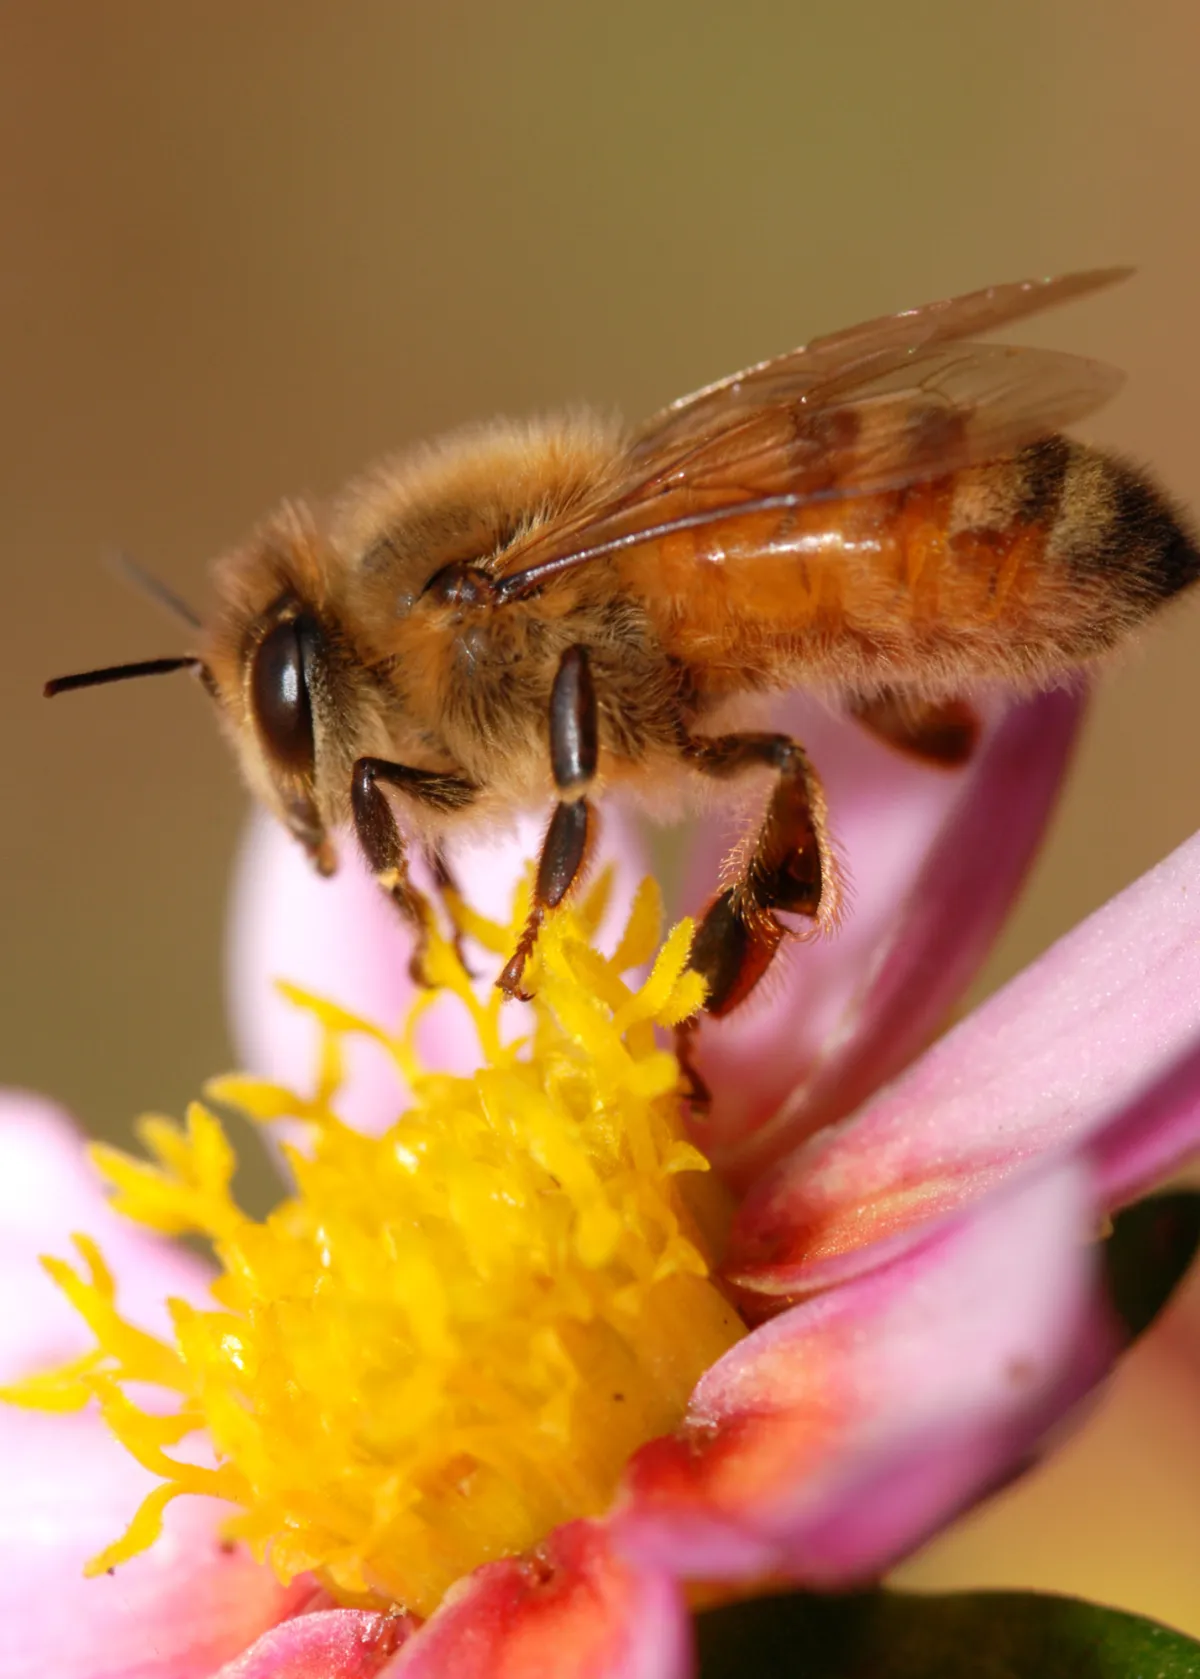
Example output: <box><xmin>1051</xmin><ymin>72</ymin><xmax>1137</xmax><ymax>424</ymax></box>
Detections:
<box><xmin>674</xmin><ymin>1019</ymin><xmax>712</xmax><ymax>1115</ymax></box>
<box><xmin>451</xmin><ymin>930</ymin><xmax>482</xmax><ymax>982</ymax></box>
<box><xmin>496</xmin><ymin>949</ymin><xmax>535</xmax><ymax>1003</ymax></box>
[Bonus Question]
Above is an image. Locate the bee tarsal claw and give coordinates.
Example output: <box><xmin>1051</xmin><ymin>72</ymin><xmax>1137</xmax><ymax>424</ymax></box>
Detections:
<box><xmin>496</xmin><ymin>920</ymin><xmax>542</xmax><ymax>1000</ymax></box>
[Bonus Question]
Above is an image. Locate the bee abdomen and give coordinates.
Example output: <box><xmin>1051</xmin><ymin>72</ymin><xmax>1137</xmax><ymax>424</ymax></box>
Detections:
<box><xmin>933</xmin><ymin>436</ymin><xmax>1200</xmax><ymax>672</ymax></box>
<box><xmin>1037</xmin><ymin>438</ymin><xmax>1200</xmax><ymax>615</ymax></box>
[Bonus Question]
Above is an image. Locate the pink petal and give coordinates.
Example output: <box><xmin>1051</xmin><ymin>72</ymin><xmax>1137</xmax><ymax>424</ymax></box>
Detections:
<box><xmin>0</xmin><ymin>1094</ymin><xmax>212</xmax><ymax>1380</ymax></box>
<box><xmin>616</xmin><ymin>1163</ymin><xmax>1111</xmax><ymax>1585</ymax></box>
<box><xmin>212</xmin><ymin>1607</ymin><xmax>415</xmax><ymax>1677</ymax></box>
<box><xmin>682</xmin><ymin>689</ymin><xmax>1082</xmax><ymax>1185</ymax></box>
<box><xmin>0</xmin><ymin>1406</ymin><xmax>293</xmax><ymax>1679</ymax></box>
<box><xmin>228</xmin><ymin>808</ymin><xmax>652</xmax><ymax>1137</ymax></box>
<box><xmin>382</xmin><ymin>1521</ymin><xmax>690</xmax><ymax>1679</ymax></box>
<box><xmin>1089</xmin><ymin>1036</ymin><xmax>1200</xmax><ymax>1210</ymax></box>
<box><xmin>730</xmin><ymin>825</ymin><xmax>1200</xmax><ymax>1301</ymax></box>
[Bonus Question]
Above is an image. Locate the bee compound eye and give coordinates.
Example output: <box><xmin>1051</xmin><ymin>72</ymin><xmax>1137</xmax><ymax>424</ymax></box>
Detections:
<box><xmin>251</xmin><ymin>616</ymin><xmax>318</xmax><ymax>775</ymax></box>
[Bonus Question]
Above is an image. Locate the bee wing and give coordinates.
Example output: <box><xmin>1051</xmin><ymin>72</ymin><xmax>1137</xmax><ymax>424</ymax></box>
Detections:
<box><xmin>623</xmin><ymin>341</ymin><xmax>1123</xmax><ymax>501</ymax></box>
<box><xmin>630</xmin><ymin>266</ymin><xmax>1130</xmax><ymax>461</ymax></box>
<box><xmin>495</xmin><ymin>328</ymin><xmax>1124</xmax><ymax>601</ymax></box>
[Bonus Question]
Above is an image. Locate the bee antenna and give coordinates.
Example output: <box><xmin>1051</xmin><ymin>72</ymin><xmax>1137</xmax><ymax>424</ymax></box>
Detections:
<box><xmin>44</xmin><ymin>656</ymin><xmax>206</xmax><ymax>698</ymax></box>
<box><xmin>108</xmin><ymin>550</ymin><xmax>202</xmax><ymax>630</ymax></box>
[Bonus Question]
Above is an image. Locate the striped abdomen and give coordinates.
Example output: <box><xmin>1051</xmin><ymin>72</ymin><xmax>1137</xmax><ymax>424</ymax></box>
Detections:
<box><xmin>629</xmin><ymin>437</ymin><xmax>1200</xmax><ymax>700</ymax></box>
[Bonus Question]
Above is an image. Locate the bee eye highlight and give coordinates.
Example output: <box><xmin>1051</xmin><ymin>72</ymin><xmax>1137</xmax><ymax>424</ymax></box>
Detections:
<box><xmin>251</xmin><ymin>616</ymin><xmax>317</xmax><ymax>775</ymax></box>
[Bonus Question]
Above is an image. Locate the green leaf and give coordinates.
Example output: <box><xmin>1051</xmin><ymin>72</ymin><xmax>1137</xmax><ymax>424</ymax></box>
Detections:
<box><xmin>1103</xmin><ymin>1189</ymin><xmax>1200</xmax><ymax>1342</ymax></box>
<box><xmin>693</xmin><ymin>1588</ymin><xmax>1200</xmax><ymax>1678</ymax></box>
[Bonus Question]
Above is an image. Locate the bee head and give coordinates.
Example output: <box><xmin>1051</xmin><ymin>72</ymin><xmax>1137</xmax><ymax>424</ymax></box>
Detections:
<box><xmin>198</xmin><ymin>504</ymin><xmax>383</xmax><ymax>877</ymax></box>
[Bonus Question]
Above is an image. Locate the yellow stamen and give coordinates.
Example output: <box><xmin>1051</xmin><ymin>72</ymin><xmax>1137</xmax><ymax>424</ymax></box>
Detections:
<box><xmin>4</xmin><ymin>873</ymin><xmax>745</xmax><ymax>1616</ymax></box>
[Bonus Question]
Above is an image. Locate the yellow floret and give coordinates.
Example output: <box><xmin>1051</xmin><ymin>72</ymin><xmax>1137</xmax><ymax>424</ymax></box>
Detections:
<box><xmin>5</xmin><ymin>873</ymin><xmax>745</xmax><ymax>1615</ymax></box>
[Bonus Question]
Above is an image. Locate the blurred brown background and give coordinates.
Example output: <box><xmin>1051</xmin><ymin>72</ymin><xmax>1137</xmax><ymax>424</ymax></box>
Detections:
<box><xmin>2</xmin><ymin>0</ymin><xmax>1198</xmax><ymax>1638</ymax></box>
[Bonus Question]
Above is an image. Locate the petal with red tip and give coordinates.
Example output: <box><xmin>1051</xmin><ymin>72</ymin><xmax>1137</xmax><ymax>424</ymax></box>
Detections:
<box><xmin>228</xmin><ymin>808</ymin><xmax>652</xmax><ymax>1138</ymax></box>
<box><xmin>730</xmin><ymin>826</ymin><xmax>1200</xmax><ymax>1300</ymax></box>
<box><xmin>383</xmin><ymin>1521</ymin><xmax>690</xmax><ymax>1679</ymax></box>
<box><xmin>212</xmin><ymin>1606</ymin><xmax>415</xmax><ymax>1677</ymax></box>
<box><xmin>682</xmin><ymin>689</ymin><xmax>1082</xmax><ymax>1184</ymax></box>
<box><xmin>618</xmin><ymin>1164</ymin><xmax>1112</xmax><ymax>1586</ymax></box>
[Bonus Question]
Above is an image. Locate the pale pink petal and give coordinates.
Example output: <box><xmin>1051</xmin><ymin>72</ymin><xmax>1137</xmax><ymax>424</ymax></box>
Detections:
<box><xmin>0</xmin><ymin>1094</ymin><xmax>212</xmax><ymax>1380</ymax></box>
<box><xmin>616</xmin><ymin>1163</ymin><xmax>1110</xmax><ymax>1585</ymax></box>
<box><xmin>0</xmin><ymin>1100</ymin><xmax>288</xmax><ymax>1675</ymax></box>
<box><xmin>212</xmin><ymin>1606</ymin><xmax>415</xmax><ymax>1677</ymax></box>
<box><xmin>227</xmin><ymin>813</ymin><xmax>432</xmax><ymax>1139</ymax></box>
<box><xmin>730</xmin><ymin>826</ymin><xmax>1200</xmax><ymax>1300</ymax></box>
<box><xmin>682</xmin><ymin>689</ymin><xmax>1082</xmax><ymax>1184</ymax></box>
<box><xmin>228</xmin><ymin>807</ymin><xmax>651</xmax><ymax>1137</ymax></box>
<box><xmin>0</xmin><ymin>1407</ymin><xmax>293</xmax><ymax>1679</ymax></box>
<box><xmin>382</xmin><ymin>1521</ymin><xmax>690</xmax><ymax>1679</ymax></box>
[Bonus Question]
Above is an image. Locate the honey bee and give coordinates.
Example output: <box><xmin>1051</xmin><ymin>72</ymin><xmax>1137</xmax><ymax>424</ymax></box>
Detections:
<box><xmin>47</xmin><ymin>269</ymin><xmax>1199</xmax><ymax>1020</ymax></box>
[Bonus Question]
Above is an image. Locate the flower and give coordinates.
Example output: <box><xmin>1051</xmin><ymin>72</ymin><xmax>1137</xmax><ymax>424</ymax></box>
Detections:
<box><xmin>5</xmin><ymin>688</ymin><xmax>1200</xmax><ymax>1678</ymax></box>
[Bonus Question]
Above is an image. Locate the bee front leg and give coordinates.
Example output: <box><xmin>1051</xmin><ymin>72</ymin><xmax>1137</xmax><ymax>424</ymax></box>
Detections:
<box><xmin>423</xmin><ymin>842</ymin><xmax>479</xmax><ymax>978</ymax></box>
<box><xmin>351</xmin><ymin>756</ymin><xmax>477</xmax><ymax>986</ymax></box>
<box><xmin>684</xmin><ymin>732</ymin><xmax>834</xmax><ymax>1017</ymax></box>
<box><xmin>498</xmin><ymin>645</ymin><xmax>597</xmax><ymax>1000</ymax></box>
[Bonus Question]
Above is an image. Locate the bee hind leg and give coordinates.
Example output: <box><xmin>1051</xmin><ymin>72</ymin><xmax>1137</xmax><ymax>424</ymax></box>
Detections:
<box><xmin>498</xmin><ymin>646</ymin><xmax>597</xmax><ymax>1000</ymax></box>
<box><xmin>683</xmin><ymin>732</ymin><xmax>833</xmax><ymax>1018</ymax></box>
<box><xmin>350</xmin><ymin>756</ymin><xmax>477</xmax><ymax>986</ymax></box>
<box><xmin>848</xmin><ymin>690</ymin><xmax>981</xmax><ymax>766</ymax></box>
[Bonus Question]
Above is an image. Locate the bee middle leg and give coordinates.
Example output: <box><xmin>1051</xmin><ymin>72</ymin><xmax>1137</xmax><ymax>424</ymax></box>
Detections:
<box><xmin>498</xmin><ymin>645</ymin><xmax>597</xmax><ymax>1000</ymax></box>
<box><xmin>684</xmin><ymin>731</ymin><xmax>834</xmax><ymax>1018</ymax></box>
<box><xmin>350</xmin><ymin>756</ymin><xmax>477</xmax><ymax>985</ymax></box>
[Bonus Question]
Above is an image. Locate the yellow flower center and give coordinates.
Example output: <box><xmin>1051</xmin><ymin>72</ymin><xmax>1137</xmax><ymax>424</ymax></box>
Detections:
<box><xmin>7</xmin><ymin>873</ymin><xmax>745</xmax><ymax>1616</ymax></box>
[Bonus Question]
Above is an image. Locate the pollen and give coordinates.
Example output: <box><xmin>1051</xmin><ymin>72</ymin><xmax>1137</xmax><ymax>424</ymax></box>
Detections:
<box><xmin>5</xmin><ymin>874</ymin><xmax>746</xmax><ymax>1616</ymax></box>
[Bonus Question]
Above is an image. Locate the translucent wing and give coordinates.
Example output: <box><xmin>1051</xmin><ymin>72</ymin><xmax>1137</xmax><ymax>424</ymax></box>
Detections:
<box><xmin>627</xmin><ymin>341</ymin><xmax>1121</xmax><ymax>501</ymax></box>
<box><xmin>494</xmin><ymin>270</ymin><xmax>1128</xmax><ymax>601</ymax></box>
